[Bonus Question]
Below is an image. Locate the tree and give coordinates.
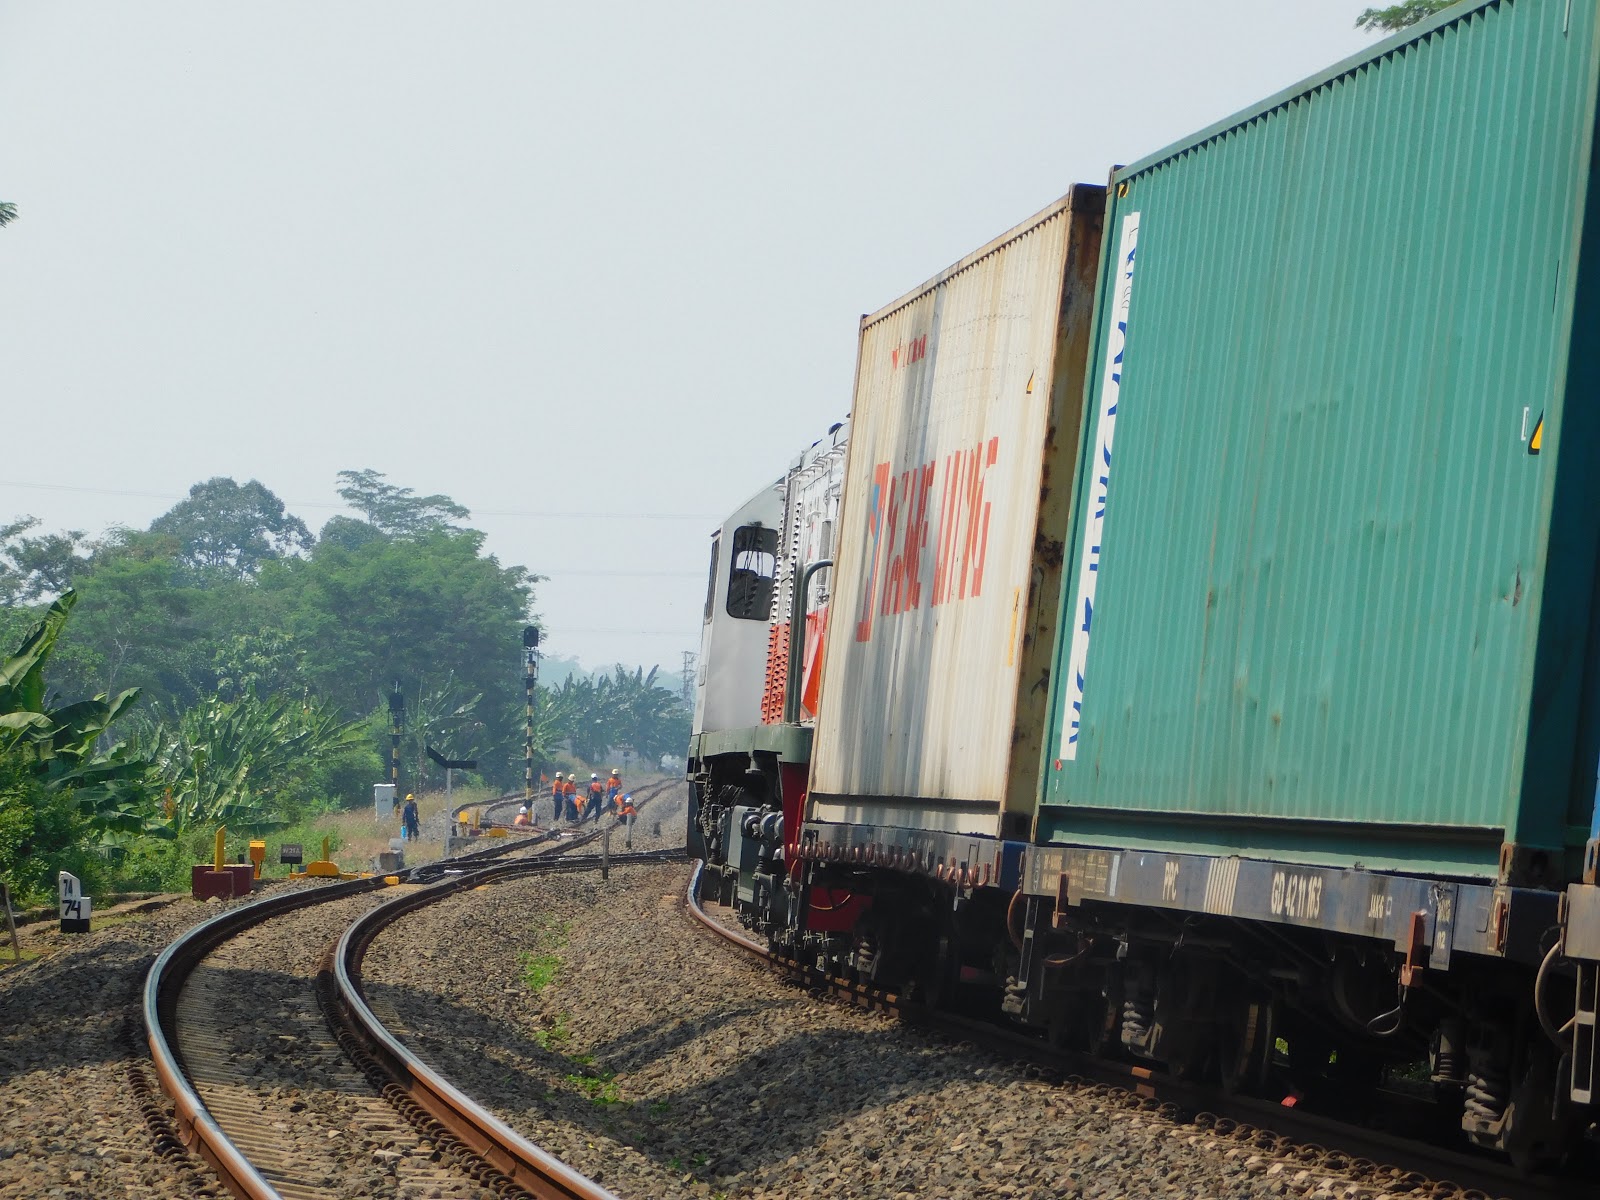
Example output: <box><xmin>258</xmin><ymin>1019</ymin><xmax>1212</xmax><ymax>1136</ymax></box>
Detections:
<box><xmin>0</xmin><ymin>516</ymin><xmax>90</xmax><ymax>603</ymax></box>
<box><xmin>335</xmin><ymin>469</ymin><xmax>470</xmax><ymax>538</ymax></box>
<box><xmin>265</xmin><ymin>526</ymin><xmax>533</xmax><ymax>721</ymax></box>
<box><xmin>149</xmin><ymin>477</ymin><xmax>312</xmax><ymax>578</ymax></box>
<box><xmin>0</xmin><ymin>203</ymin><xmax>16</xmax><ymax>229</ymax></box>
<box><xmin>1356</xmin><ymin>1</ymin><xmax>1454</xmax><ymax>32</ymax></box>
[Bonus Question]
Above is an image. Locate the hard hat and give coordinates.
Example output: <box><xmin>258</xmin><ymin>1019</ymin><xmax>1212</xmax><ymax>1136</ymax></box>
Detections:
<box><xmin>518</xmin><ymin>805</ymin><xmax>528</xmax><ymax>814</ymax></box>
<box><xmin>591</xmin><ymin>773</ymin><xmax>599</xmax><ymax>779</ymax></box>
<box><xmin>610</xmin><ymin>767</ymin><xmax>620</xmax><ymax>774</ymax></box>
<box><xmin>554</xmin><ymin>771</ymin><xmax>563</xmax><ymax>779</ymax></box>
<box><xmin>405</xmin><ymin>794</ymin><xmax>414</xmax><ymax>801</ymax></box>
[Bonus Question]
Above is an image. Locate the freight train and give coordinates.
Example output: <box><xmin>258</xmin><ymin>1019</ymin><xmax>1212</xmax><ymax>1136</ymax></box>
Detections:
<box><xmin>687</xmin><ymin>0</ymin><xmax>1600</xmax><ymax>1167</ymax></box>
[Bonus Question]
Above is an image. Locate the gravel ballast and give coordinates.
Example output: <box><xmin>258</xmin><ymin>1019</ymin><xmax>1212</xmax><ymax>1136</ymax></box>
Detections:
<box><xmin>361</xmin><ymin>854</ymin><xmax>1371</xmax><ymax>1200</ymax></box>
<box><xmin>0</xmin><ymin>893</ymin><xmax>246</xmax><ymax>1199</ymax></box>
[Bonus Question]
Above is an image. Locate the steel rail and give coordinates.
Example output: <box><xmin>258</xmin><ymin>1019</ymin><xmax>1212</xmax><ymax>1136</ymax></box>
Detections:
<box><xmin>145</xmin><ymin>832</ymin><xmax>679</xmax><ymax>1200</ymax></box>
<box><xmin>331</xmin><ymin>849</ymin><xmax>681</xmax><ymax>1200</ymax></box>
<box><xmin>143</xmin><ymin>873</ymin><xmax>391</xmax><ymax>1198</ymax></box>
<box><xmin>681</xmin><ymin>862</ymin><xmax>1584</xmax><ymax>1200</ymax></box>
<box><xmin>430</xmin><ymin>778</ymin><xmax>681</xmax><ymax>877</ymax></box>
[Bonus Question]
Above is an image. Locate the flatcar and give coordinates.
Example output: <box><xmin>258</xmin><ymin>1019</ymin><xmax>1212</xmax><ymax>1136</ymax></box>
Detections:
<box><xmin>689</xmin><ymin>0</ymin><xmax>1600</xmax><ymax>1167</ymax></box>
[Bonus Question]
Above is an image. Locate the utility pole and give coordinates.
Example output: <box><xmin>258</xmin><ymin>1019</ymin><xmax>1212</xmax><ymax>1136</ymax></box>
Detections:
<box><xmin>680</xmin><ymin>650</ymin><xmax>696</xmax><ymax>710</ymax></box>
<box><xmin>388</xmin><ymin>683</ymin><xmax>405</xmax><ymax>794</ymax></box>
<box><xmin>524</xmin><ymin>626</ymin><xmax>540</xmax><ymax>808</ymax></box>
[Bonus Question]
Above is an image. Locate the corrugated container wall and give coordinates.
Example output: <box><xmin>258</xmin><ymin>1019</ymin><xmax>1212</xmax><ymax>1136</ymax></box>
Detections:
<box><xmin>1042</xmin><ymin>0</ymin><xmax>1600</xmax><ymax>883</ymax></box>
<box><xmin>811</xmin><ymin>186</ymin><xmax>1104</xmax><ymax>839</ymax></box>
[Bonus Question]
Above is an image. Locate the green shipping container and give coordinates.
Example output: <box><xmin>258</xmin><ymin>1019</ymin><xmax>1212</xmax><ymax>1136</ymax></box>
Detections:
<box><xmin>1041</xmin><ymin>0</ymin><xmax>1600</xmax><ymax>885</ymax></box>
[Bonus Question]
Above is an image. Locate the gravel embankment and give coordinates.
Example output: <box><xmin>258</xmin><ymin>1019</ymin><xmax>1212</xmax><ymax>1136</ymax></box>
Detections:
<box><xmin>0</xmin><ymin>890</ymin><xmax>269</xmax><ymax>1199</ymax></box>
<box><xmin>361</xmin><ymin>856</ymin><xmax>1356</xmax><ymax>1200</ymax></box>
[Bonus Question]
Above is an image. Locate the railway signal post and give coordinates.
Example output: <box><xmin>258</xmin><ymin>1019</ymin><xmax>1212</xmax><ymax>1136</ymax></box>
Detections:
<box><xmin>388</xmin><ymin>683</ymin><xmax>405</xmax><ymax>794</ymax></box>
<box><xmin>523</xmin><ymin>625</ymin><xmax>540</xmax><ymax>812</ymax></box>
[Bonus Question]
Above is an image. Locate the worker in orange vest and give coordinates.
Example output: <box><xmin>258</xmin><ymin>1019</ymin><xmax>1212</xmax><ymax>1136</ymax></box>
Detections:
<box><xmin>551</xmin><ymin>772</ymin><xmax>565</xmax><ymax>821</ymax></box>
<box><xmin>562</xmin><ymin>775</ymin><xmax>579</xmax><ymax>822</ymax></box>
<box><xmin>616</xmin><ymin>793</ymin><xmax>636</xmax><ymax>822</ymax></box>
<box><xmin>586</xmin><ymin>774</ymin><xmax>605</xmax><ymax>823</ymax></box>
<box><xmin>513</xmin><ymin>805</ymin><xmax>532</xmax><ymax>827</ymax></box>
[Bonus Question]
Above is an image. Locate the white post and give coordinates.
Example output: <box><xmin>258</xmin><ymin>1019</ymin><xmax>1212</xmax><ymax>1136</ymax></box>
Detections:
<box><xmin>602</xmin><ymin>823</ymin><xmax>611</xmax><ymax>881</ymax></box>
<box><xmin>58</xmin><ymin>872</ymin><xmax>90</xmax><ymax>934</ymax></box>
<box><xmin>446</xmin><ymin>767</ymin><xmax>453</xmax><ymax>798</ymax></box>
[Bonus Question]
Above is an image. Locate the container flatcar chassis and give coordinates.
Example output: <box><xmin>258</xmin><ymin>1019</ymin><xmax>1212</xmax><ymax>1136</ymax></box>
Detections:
<box><xmin>693</xmin><ymin>782</ymin><xmax>1600</xmax><ymax>1169</ymax></box>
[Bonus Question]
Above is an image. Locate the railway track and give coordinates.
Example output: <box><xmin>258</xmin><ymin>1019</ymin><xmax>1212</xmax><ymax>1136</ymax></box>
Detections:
<box><xmin>442</xmin><ymin>777</ymin><xmax>678</xmax><ymax>868</ymax></box>
<box><xmin>143</xmin><ymin>784</ymin><xmax>684</xmax><ymax>1200</ymax></box>
<box><xmin>682</xmin><ymin>861</ymin><xmax>1589</xmax><ymax>1200</ymax></box>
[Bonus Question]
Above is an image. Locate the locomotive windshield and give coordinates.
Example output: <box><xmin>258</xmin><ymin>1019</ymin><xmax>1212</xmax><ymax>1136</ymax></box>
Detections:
<box><xmin>725</xmin><ymin>524</ymin><xmax>777</xmax><ymax>620</ymax></box>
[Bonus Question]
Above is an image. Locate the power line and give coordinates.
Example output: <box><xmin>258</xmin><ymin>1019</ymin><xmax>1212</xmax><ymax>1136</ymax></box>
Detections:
<box><xmin>0</xmin><ymin>478</ymin><xmax>719</xmax><ymax>521</ymax></box>
<box><xmin>549</xmin><ymin>569</ymin><xmax>701</xmax><ymax>579</ymax></box>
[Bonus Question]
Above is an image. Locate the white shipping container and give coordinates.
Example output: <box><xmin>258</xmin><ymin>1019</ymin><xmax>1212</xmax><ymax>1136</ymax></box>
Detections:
<box><xmin>809</xmin><ymin>186</ymin><xmax>1104</xmax><ymax>841</ymax></box>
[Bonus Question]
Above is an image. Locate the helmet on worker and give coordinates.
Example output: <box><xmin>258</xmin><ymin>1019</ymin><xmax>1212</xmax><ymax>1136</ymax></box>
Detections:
<box><xmin>554</xmin><ymin>771</ymin><xmax>563</xmax><ymax>779</ymax></box>
<box><xmin>405</xmin><ymin>793</ymin><xmax>414</xmax><ymax>801</ymax></box>
<box><xmin>610</xmin><ymin>768</ymin><xmax>620</xmax><ymax>776</ymax></box>
<box><xmin>518</xmin><ymin>805</ymin><xmax>528</xmax><ymax>814</ymax></box>
<box><xmin>591</xmin><ymin>773</ymin><xmax>599</xmax><ymax>780</ymax></box>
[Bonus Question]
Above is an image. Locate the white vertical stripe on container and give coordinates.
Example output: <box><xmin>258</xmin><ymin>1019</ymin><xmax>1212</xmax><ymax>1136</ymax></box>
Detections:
<box><xmin>1060</xmin><ymin>212</ymin><xmax>1141</xmax><ymax>760</ymax></box>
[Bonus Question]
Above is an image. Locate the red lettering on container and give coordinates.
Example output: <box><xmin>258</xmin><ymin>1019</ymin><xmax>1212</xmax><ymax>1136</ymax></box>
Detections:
<box><xmin>858</xmin><ymin>438</ymin><xmax>1002</xmax><ymax>640</ymax></box>
<box><xmin>889</xmin><ymin>333</ymin><xmax>928</xmax><ymax>370</ymax></box>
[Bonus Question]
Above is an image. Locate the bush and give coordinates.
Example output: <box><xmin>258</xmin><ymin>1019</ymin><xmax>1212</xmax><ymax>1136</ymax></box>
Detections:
<box><xmin>0</xmin><ymin>752</ymin><xmax>115</xmax><ymax>905</ymax></box>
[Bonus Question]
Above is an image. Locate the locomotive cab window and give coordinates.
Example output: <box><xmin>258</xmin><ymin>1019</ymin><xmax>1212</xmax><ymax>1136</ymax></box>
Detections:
<box><xmin>726</xmin><ymin>524</ymin><xmax>778</xmax><ymax>620</ymax></box>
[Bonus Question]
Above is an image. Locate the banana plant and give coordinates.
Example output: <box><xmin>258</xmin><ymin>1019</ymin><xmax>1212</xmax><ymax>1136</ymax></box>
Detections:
<box><xmin>142</xmin><ymin>691</ymin><xmax>364</xmax><ymax>834</ymax></box>
<box><xmin>0</xmin><ymin>591</ymin><xmax>153</xmax><ymax>836</ymax></box>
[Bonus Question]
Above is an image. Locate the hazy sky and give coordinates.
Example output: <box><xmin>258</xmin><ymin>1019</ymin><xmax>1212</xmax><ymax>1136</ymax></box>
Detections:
<box><xmin>0</xmin><ymin>3</ymin><xmax>1376</xmax><ymax>671</ymax></box>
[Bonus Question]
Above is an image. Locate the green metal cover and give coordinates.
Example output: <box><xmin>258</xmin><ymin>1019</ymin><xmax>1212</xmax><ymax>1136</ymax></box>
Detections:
<box><xmin>690</xmin><ymin>724</ymin><xmax>813</xmax><ymax>765</ymax></box>
<box><xmin>1041</xmin><ymin>0</ymin><xmax>1600</xmax><ymax>881</ymax></box>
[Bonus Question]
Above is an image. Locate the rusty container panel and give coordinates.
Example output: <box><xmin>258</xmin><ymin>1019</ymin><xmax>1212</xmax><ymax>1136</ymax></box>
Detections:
<box><xmin>810</xmin><ymin>186</ymin><xmax>1105</xmax><ymax>839</ymax></box>
<box><xmin>1041</xmin><ymin>0</ymin><xmax>1600</xmax><ymax>882</ymax></box>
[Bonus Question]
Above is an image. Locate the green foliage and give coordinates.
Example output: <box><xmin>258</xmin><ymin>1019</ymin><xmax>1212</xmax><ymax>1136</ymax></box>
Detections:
<box><xmin>519</xmin><ymin>949</ymin><xmax>562</xmax><ymax>994</ymax></box>
<box><xmin>334</xmin><ymin>469</ymin><xmax>469</xmax><ymax>538</ymax></box>
<box><xmin>516</xmin><ymin>915</ymin><xmax>569</xmax><ymax>996</ymax></box>
<box><xmin>0</xmin><ymin>517</ymin><xmax>89</xmax><ymax>604</ymax></box>
<box><xmin>533</xmin><ymin>664</ymin><xmax>690</xmax><ymax>770</ymax></box>
<box><xmin>0</xmin><ymin>202</ymin><xmax>15</xmax><ymax>229</ymax></box>
<box><xmin>141</xmin><ymin>691</ymin><xmax>365</xmax><ymax>834</ymax></box>
<box><xmin>1356</xmin><ymin>1</ymin><xmax>1454</xmax><ymax>32</ymax></box>
<box><xmin>533</xmin><ymin>1013</ymin><xmax>572</xmax><ymax>1049</ymax></box>
<box><xmin>265</xmin><ymin>525</ymin><xmax>532</xmax><ymax>728</ymax></box>
<box><xmin>0</xmin><ymin>591</ymin><xmax>153</xmax><ymax>841</ymax></box>
<box><xmin>149</xmin><ymin>477</ymin><xmax>312</xmax><ymax>578</ymax></box>
<box><xmin>0</xmin><ymin>594</ymin><xmax>157</xmax><ymax>901</ymax></box>
<box><xmin>563</xmin><ymin>1068</ymin><xmax>620</xmax><ymax>1105</ymax></box>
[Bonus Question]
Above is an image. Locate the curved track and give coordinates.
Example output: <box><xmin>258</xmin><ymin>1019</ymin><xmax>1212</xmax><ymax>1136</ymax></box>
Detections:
<box><xmin>144</xmin><ymin>784</ymin><xmax>683</xmax><ymax>1200</ymax></box>
<box><xmin>682</xmin><ymin>861</ymin><xmax>1587</xmax><ymax>1200</ymax></box>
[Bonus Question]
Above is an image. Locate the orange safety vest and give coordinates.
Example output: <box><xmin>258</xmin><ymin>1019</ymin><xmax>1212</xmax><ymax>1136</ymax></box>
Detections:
<box><xmin>619</xmin><ymin>799</ymin><xmax>636</xmax><ymax>818</ymax></box>
<box><xmin>588</xmin><ymin>781</ymin><xmax>604</xmax><ymax>799</ymax></box>
<box><xmin>552</xmin><ymin>780</ymin><xmax>564</xmax><ymax>800</ymax></box>
<box><xmin>513</xmin><ymin>812</ymin><xmax>531</xmax><ymax>826</ymax></box>
<box><xmin>563</xmin><ymin>780</ymin><xmax>577</xmax><ymax>803</ymax></box>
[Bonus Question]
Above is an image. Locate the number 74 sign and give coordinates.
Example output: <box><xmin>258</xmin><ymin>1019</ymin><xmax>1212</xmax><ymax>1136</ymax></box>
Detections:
<box><xmin>58</xmin><ymin>872</ymin><xmax>91</xmax><ymax>934</ymax></box>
